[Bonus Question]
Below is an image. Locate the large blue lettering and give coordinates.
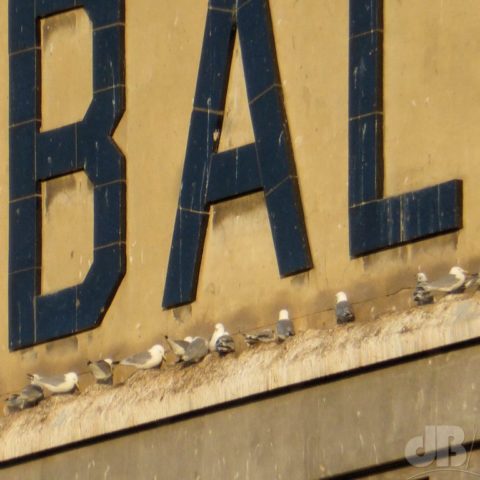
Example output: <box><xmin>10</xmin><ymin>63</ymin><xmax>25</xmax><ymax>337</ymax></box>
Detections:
<box><xmin>163</xmin><ymin>0</ymin><xmax>313</xmax><ymax>308</ymax></box>
<box><xmin>9</xmin><ymin>0</ymin><xmax>126</xmax><ymax>349</ymax></box>
<box><xmin>348</xmin><ymin>0</ymin><xmax>462</xmax><ymax>256</ymax></box>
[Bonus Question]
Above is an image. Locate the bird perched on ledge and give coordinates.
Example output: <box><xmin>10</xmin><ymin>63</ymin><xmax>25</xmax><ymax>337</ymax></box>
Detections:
<box><xmin>20</xmin><ymin>384</ymin><xmax>45</xmax><ymax>406</ymax></box>
<box><xmin>4</xmin><ymin>384</ymin><xmax>44</xmax><ymax>414</ymax></box>
<box><xmin>413</xmin><ymin>272</ymin><xmax>434</xmax><ymax>306</ymax></box>
<box><xmin>335</xmin><ymin>291</ymin><xmax>355</xmax><ymax>324</ymax></box>
<box><xmin>87</xmin><ymin>358</ymin><xmax>114</xmax><ymax>385</ymax></box>
<box><xmin>242</xmin><ymin>329</ymin><xmax>275</xmax><ymax>346</ymax></box>
<box><xmin>209</xmin><ymin>324</ymin><xmax>226</xmax><ymax>352</ymax></box>
<box><xmin>210</xmin><ymin>323</ymin><xmax>235</xmax><ymax>355</ymax></box>
<box><xmin>422</xmin><ymin>266</ymin><xmax>468</xmax><ymax>295</ymax></box>
<box><xmin>166</xmin><ymin>336</ymin><xmax>193</xmax><ymax>363</ymax></box>
<box><xmin>117</xmin><ymin>344</ymin><xmax>166</xmax><ymax>370</ymax></box>
<box><xmin>182</xmin><ymin>337</ymin><xmax>209</xmax><ymax>366</ymax></box>
<box><xmin>277</xmin><ymin>309</ymin><xmax>295</xmax><ymax>341</ymax></box>
<box><xmin>28</xmin><ymin>372</ymin><xmax>79</xmax><ymax>394</ymax></box>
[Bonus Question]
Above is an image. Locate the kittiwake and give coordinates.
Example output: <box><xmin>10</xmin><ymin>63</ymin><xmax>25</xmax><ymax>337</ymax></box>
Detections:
<box><xmin>335</xmin><ymin>291</ymin><xmax>355</xmax><ymax>324</ymax></box>
<box><xmin>87</xmin><ymin>358</ymin><xmax>113</xmax><ymax>385</ymax></box>
<box><xmin>423</xmin><ymin>266</ymin><xmax>468</xmax><ymax>294</ymax></box>
<box><xmin>118</xmin><ymin>344</ymin><xmax>165</xmax><ymax>369</ymax></box>
<box><xmin>182</xmin><ymin>337</ymin><xmax>209</xmax><ymax>365</ymax></box>
<box><xmin>413</xmin><ymin>272</ymin><xmax>434</xmax><ymax>306</ymax></box>
<box><xmin>277</xmin><ymin>309</ymin><xmax>295</xmax><ymax>341</ymax></box>
<box><xmin>209</xmin><ymin>323</ymin><xmax>227</xmax><ymax>352</ymax></box>
<box><xmin>20</xmin><ymin>384</ymin><xmax>44</xmax><ymax>407</ymax></box>
<box><xmin>28</xmin><ymin>372</ymin><xmax>79</xmax><ymax>394</ymax></box>
<box><xmin>242</xmin><ymin>329</ymin><xmax>275</xmax><ymax>346</ymax></box>
<box><xmin>4</xmin><ymin>385</ymin><xmax>44</xmax><ymax>414</ymax></box>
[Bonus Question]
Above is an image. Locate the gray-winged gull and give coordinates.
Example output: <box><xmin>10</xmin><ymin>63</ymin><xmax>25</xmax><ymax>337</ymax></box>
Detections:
<box><xmin>209</xmin><ymin>323</ymin><xmax>235</xmax><ymax>355</ymax></box>
<box><xmin>209</xmin><ymin>324</ymin><xmax>226</xmax><ymax>352</ymax></box>
<box><xmin>118</xmin><ymin>344</ymin><xmax>165</xmax><ymax>369</ymax></box>
<box><xmin>87</xmin><ymin>358</ymin><xmax>113</xmax><ymax>385</ymax></box>
<box><xmin>182</xmin><ymin>337</ymin><xmax>209</xmax><ymax>365</ymax></box>
<box><xmin>20</xmin><ymin>384</ymin><xmax>44</xmax><ymax>407</ymax></box>
<box><xmin>242</xmin><ymin>329</ymin><xmax>275</xmax><ymax>346</ymax></box>
<box><xmin>4</xmin><ymin>385</ymin><xmax>44</xmax><ymax>414</ymax></box>
<box><xmin>335</xmin><ymin>291</ymin><xmax>355</xmax><ymax>324</ymax></box>
<box><xmin>413</xmin><ymin>272</ymin><xmax>434</xmax><ymax>306</ymax></box>
<box><xmin>277</xmin><ymin>309</ymin><xmax>295</xmax><ymax>341</ymax></box>
<box><xmin>423</xmin><ymin>266</ymin><xmax>468</xmax><ymax>294</ymax></box>
<box><xmin>28</xmin><ymin>372</ymin><xmax>79</xmax><ymax>394</ymax></box>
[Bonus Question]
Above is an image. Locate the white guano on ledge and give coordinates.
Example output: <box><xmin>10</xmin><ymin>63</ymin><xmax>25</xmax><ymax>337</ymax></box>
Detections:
<box><xmin>1</xmin><ymin>295</ymin><xmax>480</xmax><ymax>462</ymax></box>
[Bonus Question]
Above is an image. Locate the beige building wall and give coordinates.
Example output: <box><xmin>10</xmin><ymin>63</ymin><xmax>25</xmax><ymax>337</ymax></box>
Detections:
<box><xmin>0</xmin><ymin>0</ymin><xmax>479</xmax><ymax>404</ymax></box>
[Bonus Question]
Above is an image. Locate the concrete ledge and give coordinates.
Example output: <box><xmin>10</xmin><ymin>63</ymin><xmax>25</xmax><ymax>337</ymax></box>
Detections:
<box><xmin>1</xmin><ymin>294</ymin><xmax>480</xmax><ymax>462</ymax></box>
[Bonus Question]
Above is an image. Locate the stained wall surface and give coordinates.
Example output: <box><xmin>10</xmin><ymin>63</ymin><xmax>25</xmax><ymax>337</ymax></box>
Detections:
<box><xmin>1</xmin><ymin>0</ymin><xmax>480</xmax><ymax>399</ymax></box>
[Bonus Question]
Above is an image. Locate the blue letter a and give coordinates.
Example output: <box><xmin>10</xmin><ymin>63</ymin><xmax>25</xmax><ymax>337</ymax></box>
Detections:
<box><xmin>163</xmin><ymin>0</ymin><xmax>312</xmax><ymax>308</ymax></box>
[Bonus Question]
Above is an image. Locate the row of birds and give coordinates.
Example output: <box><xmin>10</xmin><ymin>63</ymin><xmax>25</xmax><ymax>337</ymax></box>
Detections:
<box><xmin>3</xmin><ymin>294</ymin><xmax>355</xmax><ymax>416</ymax></box>
<box><xmin>5</xmin><ymin>265</ymin><xmax>473</xmax><ymax>415</ymax></box>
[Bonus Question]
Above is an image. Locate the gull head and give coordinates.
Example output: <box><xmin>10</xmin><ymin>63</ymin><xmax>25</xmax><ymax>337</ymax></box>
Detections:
<box><xmin>213</xmin><ymin>323</ymin><xmax>225</xmax><ymax>335</ymax></box>
<box><xmin>279</xmin><ymin>309</ymin><xmax>289</xmax><ymax>321</ymax></box>
<box><xmin>149</xmin><ymin>344</ymin><xmax>165</xmax><ymax>357</ymax></box>
<box><xmin>416</xmin><ymin>272</ymin><xmax>428</xmax><ymax>282</ymax></box>
<box><xmin>65</xmin><ymin>372</ymin><xmax>79</xmax><ymax>385</ymax></box>
<box><xmin>450</xmin><ymin>266</ymin><xmax>468</xmax><ymax>279</ymax></box>
<box><xmin>335</xmin><ymin>291</ymin><xmax>348</xmax><ymax>303</ymax></box>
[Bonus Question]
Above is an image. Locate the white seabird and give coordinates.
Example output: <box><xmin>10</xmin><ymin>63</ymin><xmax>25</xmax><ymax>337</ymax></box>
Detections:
<box><xmin>335</xmin><ymin>292</ymin><xmax>355</xmax><ymax>324</ymax></box>
<box><xmin>423</xmin><ymin>266</ymin><xmax>468</xmax><ymax>294</ymax></box>
<box><xmin>209</xmin><ymin>323</ymin><xmax>227</xmax><ymax>352</ymax></box>
<box><xmin>118</xmin><ymin>344</ymin><xmax>166</xmax><ymax>370</ymax></box>
<box><xmin>413</xmin><ymin>272</ymin><xmax>434</xmax><ymax>306</ymax></box>
<box><xmin>209</xmin><ymin>323</ymin><xmax>235</xmax><ymax>355</ymax></box>
<box><xmin>28</xmin><ymin>372</ymin><xmax>79</xmax><ymax>394</ymax></box>
<box><xmin>276</xmin><ymin>309</ymin><xmax>295</xmax><ymax>341</ymax></box>
<box><xmin>87</xmin><ymin>358</ymin><xmax>114</xmax><ymax>385</ymax></box>
<box><xmin>242</xmin><ymin>329</ymin><xmax>275</xmax><ymax>346</ymax></box>
<box><xmin>182</xmin><ymin>337</ymin><xmax>209</xmax><ymax>365</ymax></box>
